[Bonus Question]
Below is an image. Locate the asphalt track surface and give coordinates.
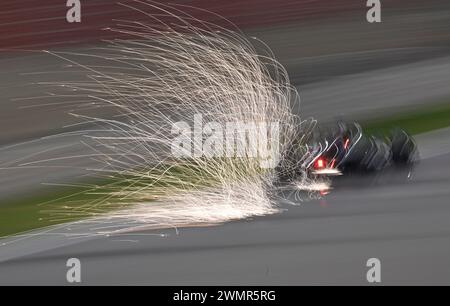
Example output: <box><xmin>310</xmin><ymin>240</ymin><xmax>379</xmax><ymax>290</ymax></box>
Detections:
<box><xmin>0</xmin><ymin>130</ymin><xmax>450</xmax><ymax>285</ymax></box>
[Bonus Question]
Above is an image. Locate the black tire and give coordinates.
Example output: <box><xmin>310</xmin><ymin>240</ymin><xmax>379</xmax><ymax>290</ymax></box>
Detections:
<box><xmin>340</xmin><ymin>133</ymin><xmax>372</xmax><ymax>171</ymax></box>
<box><xmin>365</xmin><ymin>138</ymin><xmax>392</xmax><ymax>171</ymax></box>
<box><xmin>390</xmin><ymin>129</ymin><xmax>417</xmax><ymax>164</ymax></box>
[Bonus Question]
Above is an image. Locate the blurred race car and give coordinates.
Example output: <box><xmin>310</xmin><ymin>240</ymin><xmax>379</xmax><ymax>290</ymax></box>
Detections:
<box><xmin>309</xmin><ymin>122</ymin><xmax>418</xmax><ymax>177</ymax></box>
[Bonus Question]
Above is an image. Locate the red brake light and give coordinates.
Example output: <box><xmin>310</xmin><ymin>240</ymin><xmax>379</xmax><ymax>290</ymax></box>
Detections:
<box><xmin>314</xmin><ymin>157</ymin><xmax>327</xmax><ymax>169</ymax></box>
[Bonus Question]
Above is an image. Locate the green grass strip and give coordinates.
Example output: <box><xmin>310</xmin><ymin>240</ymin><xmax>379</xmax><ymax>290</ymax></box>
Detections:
<box><xmin>364</xmin><ymin>103</ymin><xmax>450</xmax><ymax>136</ymax></box>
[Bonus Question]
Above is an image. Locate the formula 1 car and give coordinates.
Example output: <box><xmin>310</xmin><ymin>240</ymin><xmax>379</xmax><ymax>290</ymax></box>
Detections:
<box><xmin>275</xmin><ymin>121</ymin><xmax>418</xmax><ymax>182</ymax></box>
<box><xmin>309</xmin><ymin>122</ymin><xmax>418</xmax><ymax>177</ymax></box>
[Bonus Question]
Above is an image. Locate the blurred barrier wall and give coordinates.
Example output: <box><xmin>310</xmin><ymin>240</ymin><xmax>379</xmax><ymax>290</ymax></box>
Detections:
<box><xmin>0</xmin><ymin>0</ymin><xmax>424</xmax><ymax>50</ymax></box>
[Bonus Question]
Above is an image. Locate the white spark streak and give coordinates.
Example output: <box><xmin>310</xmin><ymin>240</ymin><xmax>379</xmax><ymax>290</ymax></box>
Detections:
<box><xmin>11</xmin><ymin>2</ymin><xmax>326</xmax><ymax>236</ymax></box>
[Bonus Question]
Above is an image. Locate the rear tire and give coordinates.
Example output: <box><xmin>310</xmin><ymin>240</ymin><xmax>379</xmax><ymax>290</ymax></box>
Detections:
<box><xmin>390</xmin><ymin>129</ymin><xmax>417</xmax><ymax>164</ymax></box>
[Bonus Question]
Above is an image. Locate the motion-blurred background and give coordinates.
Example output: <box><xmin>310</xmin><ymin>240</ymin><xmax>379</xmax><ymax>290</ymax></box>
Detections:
<box><xmin>2</xmin><ymin>0</ymin><xmax>450</xmax><ymax>144</ymax></box>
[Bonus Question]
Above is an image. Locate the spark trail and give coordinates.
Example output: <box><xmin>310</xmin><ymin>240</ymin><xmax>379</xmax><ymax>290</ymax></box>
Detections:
<box><xmin>9</xmin><ymin>1</ymin><xmax>326</xmax><ymax>235</ymax></box>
